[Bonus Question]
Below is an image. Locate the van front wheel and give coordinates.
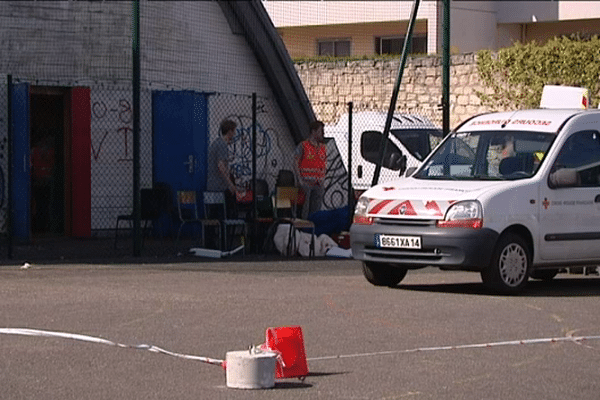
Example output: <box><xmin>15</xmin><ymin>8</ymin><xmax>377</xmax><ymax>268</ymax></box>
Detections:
<box><xmin>482</xmin><ymin>233</ymin><xmax>530</xmax><ymax>293</ymax></box>
<box><xmin>362</xmin><ymin>262</ymin><xmax>407</xmax><ymax>287</ymax></box>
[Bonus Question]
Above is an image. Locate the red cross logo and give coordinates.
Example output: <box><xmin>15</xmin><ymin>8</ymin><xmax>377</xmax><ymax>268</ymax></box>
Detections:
<box><xmin>542</xmin><ymin>198</ymin><xmax>550</xmax><ymax>209</ymax></box>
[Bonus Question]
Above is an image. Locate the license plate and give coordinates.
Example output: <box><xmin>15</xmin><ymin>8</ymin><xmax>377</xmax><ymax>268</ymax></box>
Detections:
<box><xmin>375</xmin><ymin>234</ymin><xmax>421</xmax><ymax>249</ymax></box>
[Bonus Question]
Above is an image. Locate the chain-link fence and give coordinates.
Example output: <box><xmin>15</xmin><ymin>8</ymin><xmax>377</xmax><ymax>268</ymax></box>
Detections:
<box><xmin>0</xmin><ymin>1</ymin><xmax>444</xmax><ymax>261</ymax></box>
<box><xmin>313</xmin><ymin>100</ymin><xmax>443</xmax><ymax>195</ymax></box>
<box><xmin>0</xmin><ymin>86</ymin><xmax>442</xmax><ymax>260</ymax></box>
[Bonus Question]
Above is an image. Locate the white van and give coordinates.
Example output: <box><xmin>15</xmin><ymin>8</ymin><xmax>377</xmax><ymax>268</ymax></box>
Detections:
<box><xmin>325</xmin><ymin>111</ymin><xmax>443</xmax><ymax>192</ymax></box>
<box><xmin>350</xmin><ymin>86</ymin><xmax>600</xmax><ymax>292</ymax></box>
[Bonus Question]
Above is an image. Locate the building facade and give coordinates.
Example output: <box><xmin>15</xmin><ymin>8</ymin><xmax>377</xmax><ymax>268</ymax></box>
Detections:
<box><xmin>1</xmin><ymin>1</ymin><xmax>314</xmax><ymax>242</ymax></box>
<box><xmin>263</xmin><ymin>0</ymin><xmax>600</xmax><ymax>58</ymax></box>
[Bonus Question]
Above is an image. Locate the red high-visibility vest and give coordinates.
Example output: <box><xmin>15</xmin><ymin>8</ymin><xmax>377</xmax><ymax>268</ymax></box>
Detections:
<box><xmin>298</xmin><ymin>140</ymin><xmax>326</xmax><ymax>181</ymax></box>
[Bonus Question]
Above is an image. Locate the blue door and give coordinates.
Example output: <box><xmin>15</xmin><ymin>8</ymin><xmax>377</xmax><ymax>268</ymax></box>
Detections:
<box><xmin>11</xmin><ymin>83</ymin><xmax>30</xmax><ymax>241</ymax></box>
<box><xmin>152</xmin><ymin>91</ymin><xmax>209</xmax><ymax>233</ymax></box>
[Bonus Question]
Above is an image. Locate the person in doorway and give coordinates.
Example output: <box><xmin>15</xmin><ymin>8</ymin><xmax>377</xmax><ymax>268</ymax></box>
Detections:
<box><xmin>207</xmin><ymin>119</ymin><xmax>238</xmax><ymax>219</ymax></box>
<box><xmin>31</xmin><ymin>134</ymin><xmax>55</xmax><ymax>232</ymax></box>
<box><xmin>294</xmin><ymin>120</ymin><xmax>326</xmax><ymax>220</ymax></box>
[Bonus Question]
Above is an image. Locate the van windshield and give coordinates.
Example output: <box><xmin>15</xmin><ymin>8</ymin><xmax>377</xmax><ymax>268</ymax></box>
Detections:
<box><xmin>413</xmin><ymin>130</ymin><xmax>555</xmax><ymax>180</ymax></box>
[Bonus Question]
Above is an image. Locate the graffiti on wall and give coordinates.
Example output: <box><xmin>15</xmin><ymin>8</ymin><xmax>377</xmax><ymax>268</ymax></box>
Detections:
<box><xmin>89</xmin><ymin>88</ymin><xmax>152</xmax><ymax>230</ymax></box>
<box><xmin>323</xmin><ymin>140</ymin><xmax>350</xmax><ymax>210</ymax></box>
<box><xmin>216</xmin><ymin>106</ymin><xmax>350</xmax><ymax>211</ymax></box>
<box><xmin>91</xmin><ymin>98</ymin><xmax>133</xmax><ymax>162</ymax></box>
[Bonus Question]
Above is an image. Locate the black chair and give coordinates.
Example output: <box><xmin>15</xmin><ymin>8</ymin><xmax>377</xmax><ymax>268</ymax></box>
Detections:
<box><xmin>175</xmin><ymin>190</ymin><xmax>206</xmax><ymax>250</ymax></box>
<box><xmin>255</xmin><ymin>179</ymin><xmax>273</xmax><ymax>218</ymax></box>
<box><xmin>276</xmin><ymin>169</ymin><xmax>296</xmax><ymax>187</ymax></box>
<box><xmin>114</xmin><ymin>188</ymin><xmax>164</xmax><ymax>249</ymax></box>
<box><xmin>203</xmin><ymin>191</ymin><xmax>247</xmax><ymax>253</ymax></box>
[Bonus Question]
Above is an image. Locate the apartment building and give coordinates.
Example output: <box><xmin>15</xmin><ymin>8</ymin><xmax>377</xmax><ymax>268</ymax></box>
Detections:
<box><xmin>263</xmin><ymin>1</ymin><xmax>600</xmax><ymax>57</ymax></box>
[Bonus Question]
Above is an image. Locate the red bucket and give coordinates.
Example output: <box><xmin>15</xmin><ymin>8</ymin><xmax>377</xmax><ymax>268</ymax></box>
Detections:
<box><xmin>262</xmin><ymin>326</ymin><xmax>308</xmax><ymax>379</ymax></box>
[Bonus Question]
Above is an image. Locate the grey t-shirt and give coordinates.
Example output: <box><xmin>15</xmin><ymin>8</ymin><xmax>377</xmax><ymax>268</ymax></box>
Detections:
<box><xmin>207</xmin><ymin>136</ymin><xmax>230</xmax><ymax>191</ymax></box>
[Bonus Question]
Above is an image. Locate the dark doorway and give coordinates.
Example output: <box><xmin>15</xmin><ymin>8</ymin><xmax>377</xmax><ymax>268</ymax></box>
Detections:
<box><xmin>30</xmin><ymin>87</ymin><xmax>66</xmax><ymax>236</ymax></box>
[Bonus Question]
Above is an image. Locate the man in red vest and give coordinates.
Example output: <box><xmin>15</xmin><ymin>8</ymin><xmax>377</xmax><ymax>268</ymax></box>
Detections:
<box><xmin>294</xmin><ymin>120</ymin><xmax>326</xmax><ymax>219</ymax></box>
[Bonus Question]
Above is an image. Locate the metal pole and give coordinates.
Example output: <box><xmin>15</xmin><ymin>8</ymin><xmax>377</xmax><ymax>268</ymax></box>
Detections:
<box><xmin>7</xmin><ymin>75</ymin><xmax>13</xmax><ymax>259</ymax></box>
<box><xmin>372</xmin><ymin>0</ymin><xmax>421</xmax><ymax>186</ymax></box>
<box><xmin>442</xmin><ymin>0</ymin><xmax>451</xmax><ymax>136</ymax></box>
<box><xmin>252</xmin><ymin>93</ymin><xmax>257</xmax><ymax>254</ymax></box>
<box><xmin>132</xmin><ymin>0</ymin><xmax>141</xmax><ymax>256</ymax></box>
<box><xmin>347</xmin><ymin>101</ymin><xmax>353</xmax><ymax>228</ymax></box>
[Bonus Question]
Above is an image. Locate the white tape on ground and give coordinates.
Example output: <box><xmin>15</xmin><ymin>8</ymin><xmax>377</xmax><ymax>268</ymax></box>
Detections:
<box><xmin>307</xmin><ymin>334</ymin><xmax>600</xmax><ymax>362</ymax></box>
<box><xmin>0</xmin><ymin>328</ymin><xmax>224</xmax><ymax>367</ymax></box>
<box><xmin>3</xmin><ymin>328</ymin><xmax>599</xmax><ymax>366</ymax></box>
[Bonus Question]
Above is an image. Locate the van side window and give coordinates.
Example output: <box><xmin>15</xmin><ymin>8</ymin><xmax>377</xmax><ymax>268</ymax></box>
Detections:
<box><xmin>550</xmin><ymin>131</ymin><xmax>600</xmax><ymax>187</ymax></box>
<box><xmin>391</xmin><ymin>129</ymin><xmax>443</xmax><ymax>161</ymax></box>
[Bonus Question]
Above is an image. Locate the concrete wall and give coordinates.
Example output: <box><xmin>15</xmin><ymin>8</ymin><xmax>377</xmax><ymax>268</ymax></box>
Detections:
<box><xmin>295</xmin><ymin>53</ymin><xmax>490</xmax><ymax>130</ymax></box>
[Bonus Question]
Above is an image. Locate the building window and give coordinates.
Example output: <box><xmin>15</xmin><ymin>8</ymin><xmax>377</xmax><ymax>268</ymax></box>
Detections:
<box><xmin>318</xmin><ymin>39</ymin><xmax>351</xmax><ymax>57</ymax></box>
<box><xmin>375</xmin><ymin>35</ymin><xmax>427</xmax><ymax>55</ymax></box>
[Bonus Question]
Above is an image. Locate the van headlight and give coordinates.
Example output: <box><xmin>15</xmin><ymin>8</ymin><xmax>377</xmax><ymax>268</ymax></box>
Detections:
<box><xmin>353</xmin><ymin>196</ymin><xmax>373</xmax><ymax>225</ymax></box>
<box><xmin>437</xmin><ymin>200</ymin><xmax>483</xmax><ymax>229</ymax></box>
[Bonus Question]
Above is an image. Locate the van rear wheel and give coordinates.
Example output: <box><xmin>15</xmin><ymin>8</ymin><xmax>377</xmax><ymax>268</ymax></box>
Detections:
<box><xmin>362</xmin><ymin>262</ymin><xmax>407</xmax><ymax>287</ymax></box>
<box><xmin>482</xmin><ymin>233</ymin><xmax>530</xmax><ymax>293</ymax></box>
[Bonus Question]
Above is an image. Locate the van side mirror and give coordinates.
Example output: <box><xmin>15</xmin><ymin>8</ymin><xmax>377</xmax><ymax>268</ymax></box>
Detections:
<box><xmin>386</xmin><ymin>152</ymin><xmax>406</xmax><ymax>174</ymax></box>
<box><xmin>548</xmin><ymin>168</ymin><xmax>579</xmax><ymax>188</ymax></box>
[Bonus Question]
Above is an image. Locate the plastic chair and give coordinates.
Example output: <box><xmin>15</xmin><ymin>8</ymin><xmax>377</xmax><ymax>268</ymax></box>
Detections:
<box><xmin>273</xmin><ymin>186</ymin><xmax>315</xmax><ymax>257</ymax></box>
<box><xmin>203</xmin><ymin>191</ymin><xmax>247</xmax><ymax>253</ymax></box>
<box><xmin>114</xmin><ymin>188</ymin><xmax>164</xmax><ymax>249</ymax></box>
<box><xmin>175</xmin><ymin>190</ymin><xmax>210</xmax><ymax>250</ymax></box>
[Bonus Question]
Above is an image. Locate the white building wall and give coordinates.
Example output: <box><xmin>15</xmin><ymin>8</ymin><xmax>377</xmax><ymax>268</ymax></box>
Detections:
<box><xmin>264</xmin><ymin>1</ymin><xmax>600</xmax><ymax>54</ymax></box>
<box><xmin>559</xmin><ymin>1</ymin><xmax>600</xmax><ymax>20</ymax></box>
<box><xmin>494</xmin><ymin>1</ymin><xmax>559</xmax><ymax>23</ymax></box>
<box><xmin>263</xmin><ymin>0</ymin><xmax>441</xmax><ymax>54</ymax></box>
<box><xmin>450</xmin><ymin>2</ymin><xmax>498</xmax><ymax>53</ymax></box>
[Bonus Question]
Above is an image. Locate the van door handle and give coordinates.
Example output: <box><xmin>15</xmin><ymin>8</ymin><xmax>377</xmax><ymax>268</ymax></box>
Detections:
<box><xmin>595</xmin><ymin>195</ymin><xmax>600</xmax><ymax>203</ymax></box>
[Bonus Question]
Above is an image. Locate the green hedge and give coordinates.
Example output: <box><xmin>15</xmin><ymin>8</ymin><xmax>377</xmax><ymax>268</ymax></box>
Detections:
<box><xmin>476</xmin><ymin>34</ymin><xmax>600</xmax><ymax>110</ymax></box>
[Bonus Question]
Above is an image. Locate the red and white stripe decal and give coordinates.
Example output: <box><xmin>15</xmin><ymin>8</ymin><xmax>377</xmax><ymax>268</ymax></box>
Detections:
<box><xmin>368</xmin><ymin>199</ymin><xmax>456</xmax><ymax>217</ymax></box>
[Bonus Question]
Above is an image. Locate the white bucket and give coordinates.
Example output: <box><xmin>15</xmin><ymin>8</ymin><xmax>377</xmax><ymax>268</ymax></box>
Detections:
<box><xmin>225</xmin><ymin>349</ymin><xmax>278</xmax><ymax>389</ymax></box>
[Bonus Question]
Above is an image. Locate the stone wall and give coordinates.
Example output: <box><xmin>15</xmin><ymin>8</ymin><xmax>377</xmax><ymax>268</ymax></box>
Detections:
<box><xmin>295</xmin><ymin>53</ymin><xmax>494</xmax><ymax>129</ymax></box>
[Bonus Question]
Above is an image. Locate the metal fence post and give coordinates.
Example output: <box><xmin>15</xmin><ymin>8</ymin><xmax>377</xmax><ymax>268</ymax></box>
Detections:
<box><xmin>347</xmin><ymin>101</ymin><xmax>353</xmax><ymax>228</ymax></box>
<box><xmin>252</xmin><ymin>93</ymin><xmax>257</xmax><ymax>253</ymax></box>
<box><xmin>132</xmin><ymin>0</ymin><xmax>141</xmax><ymax>256</ymax></box>
<box><xmin>372</xmin><ymin>0</ymin><xmax>421</xmax><ymax>186</ymax></box>
<box><xmin>6</xmin><ymin>75</ymin><xmax>13</xmax><ymax>259</ymax></box>
<box><xmin>442</xmin><ymin>0</ymin><xmax>451</xmax><ymax>136</ymax></box>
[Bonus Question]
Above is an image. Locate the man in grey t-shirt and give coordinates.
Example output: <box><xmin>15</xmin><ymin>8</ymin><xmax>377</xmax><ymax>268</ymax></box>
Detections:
<box><xmin>207</xmin><ymin>119</ymin><xmax>238</xmax><ymax>218</ymax></box>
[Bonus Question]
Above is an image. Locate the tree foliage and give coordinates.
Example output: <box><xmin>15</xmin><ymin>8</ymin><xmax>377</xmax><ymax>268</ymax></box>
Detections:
<box><xmin>476</xmin><ymin>34</ymin><xmax>600</xmax><ymax>110</ymax></box>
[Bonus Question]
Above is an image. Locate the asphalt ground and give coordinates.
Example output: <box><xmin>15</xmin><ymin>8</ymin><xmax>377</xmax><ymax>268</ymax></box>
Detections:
<box><xmin>1</xmin><ymin>259</ymin><xmax>599</xmax><ymax>400</ymax></box>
